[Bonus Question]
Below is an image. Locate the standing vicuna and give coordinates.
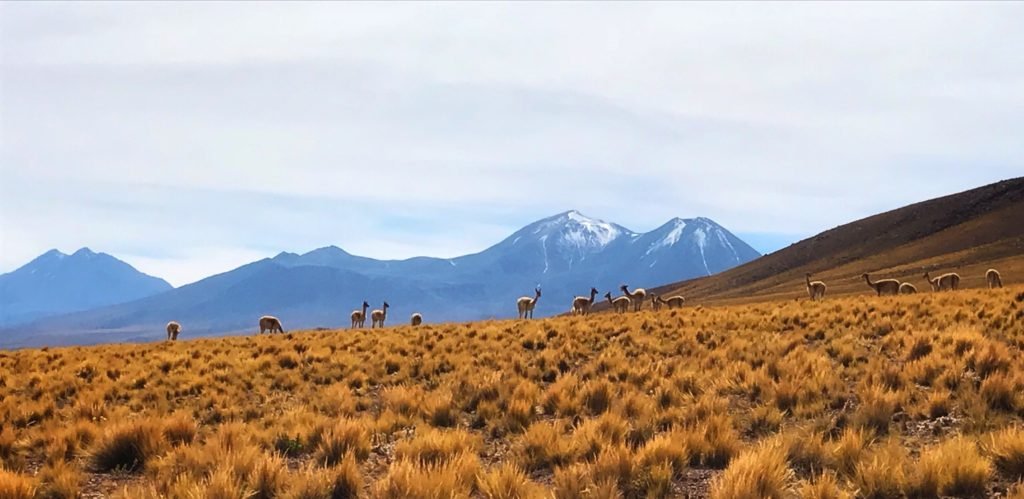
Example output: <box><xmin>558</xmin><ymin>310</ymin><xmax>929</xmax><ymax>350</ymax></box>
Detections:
<box><xmin>655</xmin><ymin>295</ymin><xmax>686</xmax><ymax>310</ymax></box>
<box><xmin>924</xmin><ymin>271</ymin><xmax>961</xmax><ymax>292</ymax></box>
<box><xmin>166</xmin><ymin>321</ymin><xmax>181</xmax><ymax>341</ymax></box>
<box><xmin>371</xmin><ymin>302</ymin><xmax>390</xmax><ymax>328</ymax></box>
<box><xmin>862</xmin><ymin>273</ymin><xmax>900</xmax><ymax>296</ymax></box>
<box><xmin>620</xmin><ymin>285</ymin><xmax>647</xmax><ymax>312</ymax></box>
<box><xmin>571</xmin><ymin>288</ymin><xmax>599</xmax><ymax>316</ymax></box>
<box><xmin>351</xmin><ymin>301</ymin><xmax>369</xmax><ymax>329</ymax></box>
<box><xmin>604</xmin><ymin>292</ymin><xmax>631</xmax><ymax>314</ymax></box>
<box><xmin>259</xmin><ymin>316</ymin><xmax>284</xmax><ymax>334</ymax></box>
<box><xmin>899</xmin><ymin>282</ymin><xmax>918</xmax><ymax>294</ymax></box>
<box><xmin>805</xmin><ymin>273</ymin><xmax>827</xmax><ymax>300</ymax></box>
<box><xmin>987</xmin><ymin>269</ymin><xmax>1003</xmax><ymax>289</ymax></box>
<box><xmin>517</xmin><ymin>287</ymin><xmax>542</xmax><ymax>319</ymax></box>
<box><xmin>410</xmin><ymin>313</ymin><xmax>423</xmax><ymax>326</ymax></box>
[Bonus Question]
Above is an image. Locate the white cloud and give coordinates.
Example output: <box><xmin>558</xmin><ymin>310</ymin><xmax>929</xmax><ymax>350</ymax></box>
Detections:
<box><xmin>2</xmin><ymin>2</ymin><xmax>1022</xmax><ymax>282</ymax></box>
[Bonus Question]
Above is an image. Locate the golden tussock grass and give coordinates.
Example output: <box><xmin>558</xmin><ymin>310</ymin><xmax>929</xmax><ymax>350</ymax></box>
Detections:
<box><xmin>709</xmin><ymin>439</ymin><xmax>792</xmax><ymax>499</ymax></box>
<box><xmin>0</xmin><ymin>285</ymin><xmax>1023</xmax><ymax>496</ymax></box>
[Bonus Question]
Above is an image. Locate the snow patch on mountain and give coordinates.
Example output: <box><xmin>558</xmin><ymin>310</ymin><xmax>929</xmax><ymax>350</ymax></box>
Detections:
<box><xmin>645</xmin><ymin>218</ymin><xmax>688</xmax><ymax>255</ymax></box>
<box><xmin>562</xmin><ymin>211</ymin><xmax>624</xmax><ymax>247</ymax></box>
<box><xmin>528</xmin><ymin>210</ymin><xmax>632</xmax><ymax>259</ymax></box>
<box><xmin>716</xmin><ymin>230</ymin><xmax>739</xmax><ymax>262</ymax></box>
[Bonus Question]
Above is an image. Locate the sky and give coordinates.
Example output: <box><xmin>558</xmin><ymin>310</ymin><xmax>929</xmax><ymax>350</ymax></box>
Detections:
<box><xmin>2</xmin><ymin>2</ymin><xmax>1022</xmax><ymax>287</ymax></box>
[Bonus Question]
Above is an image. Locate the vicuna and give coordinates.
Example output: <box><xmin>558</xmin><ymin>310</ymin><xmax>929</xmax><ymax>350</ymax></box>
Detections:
<box><xmin>259</xmin><ymin>316</ymin><xmax>284</xmax><ymax>334</ymax></box>
<box><xmin>863</xmin><ymin>273</ymin><xmax>899</xmax><ymax>296</ymax></box>
<box><xmin>166</xmin><ymin>321</ymin><xmax>181</xmax><ymax>341</ymax></box>
<box><xmin>371</xmin><ymin>302</ymin><xmax>390</xmax><ymax>328</ymax></box>
<box><xmin>517</xmin><ymin>287</ymin><xmax>541</xmax><ymax>319</ymax></box>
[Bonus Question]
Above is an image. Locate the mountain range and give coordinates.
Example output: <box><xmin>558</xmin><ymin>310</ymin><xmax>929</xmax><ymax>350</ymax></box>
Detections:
<box><xmin>0</xmin><ymin>211</ymin><xmax>759</xmax><ymax>347</ymax></box>
<box><xmin>0</xmin><ymin>248</ymin><xmax>171</xmax><ymax>326</ymax></box>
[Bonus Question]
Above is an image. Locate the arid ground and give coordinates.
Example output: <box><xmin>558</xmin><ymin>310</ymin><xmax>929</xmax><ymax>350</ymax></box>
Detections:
<box><xmin>3</xmin><ymin>284</ymin><xmax>1024</xmax><ymax>498</ymax></box>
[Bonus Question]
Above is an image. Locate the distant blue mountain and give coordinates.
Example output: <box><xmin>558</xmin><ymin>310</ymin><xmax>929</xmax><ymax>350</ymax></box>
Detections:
<box><xmin>1</xmin><ymin>212</ymin><xmax>759</xmax><ymax>347</ymax></box>
<box><xmin>0</xmin><ymin>248</ymin><xmax>172</xmax><ymax>326</ymax></box>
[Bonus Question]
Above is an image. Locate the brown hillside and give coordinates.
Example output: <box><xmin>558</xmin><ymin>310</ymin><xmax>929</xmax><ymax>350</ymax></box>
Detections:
<box><xmin>649</xmin><ymin>177</ymin><xmax>1024</xmax><ymax>305</ymax></box>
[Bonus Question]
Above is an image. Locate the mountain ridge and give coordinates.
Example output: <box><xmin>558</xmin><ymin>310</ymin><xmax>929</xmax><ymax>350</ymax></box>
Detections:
<box><xmin>641</xmin><ymin>177</ymin><xmax>1024</xmax><ymax>306</ymax></box>
<box><xmin>1</xmin><ymin>211</ymin><xmax>758</xmax><ymax>347</ymax></box>
<box><xmin>0</xmin><ymin>247</ymin><xmax>173</xmax><ymax>326</ymax></box>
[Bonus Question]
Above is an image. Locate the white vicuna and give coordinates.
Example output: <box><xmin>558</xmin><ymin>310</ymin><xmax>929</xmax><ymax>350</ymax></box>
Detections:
<box><xmin>351</xmin><ymin>301</ymin><xmax>369</xmax><ymax>329</ymax></box>
<box><xmin>371</xmin><ymin>302</ymin><xmax>390</xmax><ymax>328</ymax></box>
<box><xmin>605</xmin><ymin>292</ymin><xmax>631</xmax><ymax>313</ymax></box>
<box><xmin>924</xmin><ymin>271</ymin><xmax>960</xmax><ymax>292</ymax></box>
<box><xmin>572</xmin><ymin>288</ymin><xmax>599</xmax><ymax>315</ymax></box>
<box><xmin>987</xmin><ymin>269</ymin><xmax>1003</xmax><ymax>289</ymax></box>
<box><xmin>805</xmin><ymin>273</ymin><xmax>826</xmax><ymax>300</ymax></box>
<box><xmin>620</xmin><ymin>285</ymin><xmax>647</xmax><ymax>312</ymax></box>
<box><xmin>517</xmin><ymin>287</ymin><xmax>542</xmax><ymax>319</ymax></box>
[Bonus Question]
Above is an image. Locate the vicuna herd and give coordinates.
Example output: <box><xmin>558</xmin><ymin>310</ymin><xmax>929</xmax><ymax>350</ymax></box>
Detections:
<box><xmin>163</xmin><ymin>268</ymin><xmax>1007</xmax><ymax>341</ymax></box>
<box><xmin>839</xmin><ymin>268</ymin><xmax>1001</xmax><ymax>298</ymax></box>
<box><xmin>519</xmin><ymin>284</ymin><xmax>678</xmax><ymax>319</ymax></box>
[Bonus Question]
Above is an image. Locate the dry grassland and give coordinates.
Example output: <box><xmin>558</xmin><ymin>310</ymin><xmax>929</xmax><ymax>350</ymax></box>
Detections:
<box><xmin>2</xmin><ymin>286</ymin><xmax>1024</xmax><ymax>498</ymax></box>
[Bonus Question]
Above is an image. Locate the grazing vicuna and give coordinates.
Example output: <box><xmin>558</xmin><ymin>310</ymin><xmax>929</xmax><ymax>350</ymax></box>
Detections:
<box><xmin>924</xmin><ymin>271</ymin><xmax>960</xmax><ymax>292</ymax></box>
<box><xmin>517</xmin><ymin>287</ymin><xmax>541</xmax><ymax>319</ymax></box>
<box><xmin>410</xmin><ymin>313</ymin><xmax>423</xmax><ymax>326</ymax></box>
<box><xmin>166</xmin><ymin>321</ymin><xmax>181</xmax><ymax>341</ymax></box>
<box><xmin>655</xmin><ymin>295</ymin><xmax>686</xmax><ymax>309</ymax></box>
<box><xmin>371</xmin><ymin>302</ymin><xmax>390</xmax><ymax>328</ymax></box>
<box><xmin>620</xmin><ymin>285</ymin><xmax>647</xmax><ymax>312</ymax></box>
<box><xmin>987</xmin><ymin>269</ymin><xmax>1003</xmax><ymax>289</ymax></box>
<box><xmin>805</xmin><ymin>273</ymin><xmax>827</xmax><ymax>300</ymax></box>
<box><xmin>571</xmin><ymin>288</ymin><xmax>599</xmax><ymax>316</ymax></box>
<box><xmin>899</xmin><ymin>282</ymin><xmax>918</xmax><ymax>294</ymax></box>
<box><xmin>351</xmin><ymin>301</ymin><xmax>369</xmax><ymax>329</ymax></box>
<box><xmin>259</xmin><ymin>316</ymin><xmax>284</xmax><ymax>334</ymax></box>
<box><xmin>862</xmin><ymin>273</ymin><xmax>900</xmax><ymax>296</ymax></box>
<box><xmin>604</xmin><ymin>292</ymin><xmax>631</xmax><ymax>314</ymax></box>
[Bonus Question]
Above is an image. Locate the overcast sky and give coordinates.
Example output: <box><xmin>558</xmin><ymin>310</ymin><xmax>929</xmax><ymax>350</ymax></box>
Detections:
<box><xmin>2</xmin><ymin>2</ymin><xmax>1022</xmax><ymax>286</ymax></box>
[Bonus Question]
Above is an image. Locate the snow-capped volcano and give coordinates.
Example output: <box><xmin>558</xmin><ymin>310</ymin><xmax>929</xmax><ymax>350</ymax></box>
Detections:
<box><xmin>619</xmin><ymin>216</ymin><xmax>761</xmax><ymax>281</ymax></box>
<box><xmin>524</xmin><ymin>210</ymin><xmax>634</xmax><ymax>254</ymax></box>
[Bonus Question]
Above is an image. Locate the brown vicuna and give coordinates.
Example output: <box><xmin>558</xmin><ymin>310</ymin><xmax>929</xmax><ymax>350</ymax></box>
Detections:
<box><xmin>899</xmin><ymin>282</ymin><xmax>918</xmax><ymax>294</ymax></box>
<box><xmin>656</xmin><ymin>295</ymin><xmax>686</xmax><ymax>309</ymax></box>
<box><xmin>166</xmin><ymin>321</ymin><xmax>181</xmax><ymax>341</ymax></box>
<box><xmin>987</xmin><ymin>269</ymin><xmax>1003</xmax><ymax>289</ymax></box>
<box><xmin>620</xmin><ymin>285</ymin><xmax>647</xmax><ymax>312</ymax></box>
<box><xmin>571</xmin><ymin>288</ymin><xmax>599</xmax><ymax>315</ymax></box>
<box><xmin>604</xmin><ymin>292</ymin><xmax>630</xmax><ymax>314</ymax></box>
<box><xmin>862</xmin><ymin>273</ymin><xmax>899</xmax><ymax>296</ymax></box>
<box><xmin>805</xmin><ymin>273</ymin><xmax>826</xmax><ymax>300</ymax></box>
<box><xmin>259</xmin><ymin>316</ymin><xmax>284</xmax><ymax>334</ymax></box>
<box><xmin>410</xmin><ymin>313</ymin><xmax>423</xmax><ymax>326</ymax></box>
<box><xmin>924</xmin><ymin>271</ymin><xmax>960</xmax><ymax>292</ymax></box>
<box><xmin>517</xmin><ymin>287</ymin><xmax>541</xmax><ymax>319</ymax></box>
<box><xmin>371</xmin><ymin>302</ymin><xmax>390</xmax><ymax>328</ymax></box>
<box><xmin>350</xmin><ymin>301</ymin><xmax>369</xmax><ymax>329</ymax></box>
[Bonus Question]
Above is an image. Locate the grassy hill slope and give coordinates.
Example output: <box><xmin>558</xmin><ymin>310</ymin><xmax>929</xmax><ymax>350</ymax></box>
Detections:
<box><xmin>1</xmin><ymin>286</ymin><xmax>1023</xmax><ymax>497</ymax></box>
<box><xmin>649</xmin><ymin>177</ymin><xmax>1024</xmax><ymax>306</ymax></box>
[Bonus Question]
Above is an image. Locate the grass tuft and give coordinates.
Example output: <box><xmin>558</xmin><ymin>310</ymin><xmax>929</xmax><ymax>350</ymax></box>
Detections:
<box><xmin>90</xmin><ymin>421</ymin><xmax>168</xmax><ymax>473</ymax></box>
<box><xmin>710</xmin><ymin>439</ymin><xmax>793</xmax><ymax>499</ymax></box>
